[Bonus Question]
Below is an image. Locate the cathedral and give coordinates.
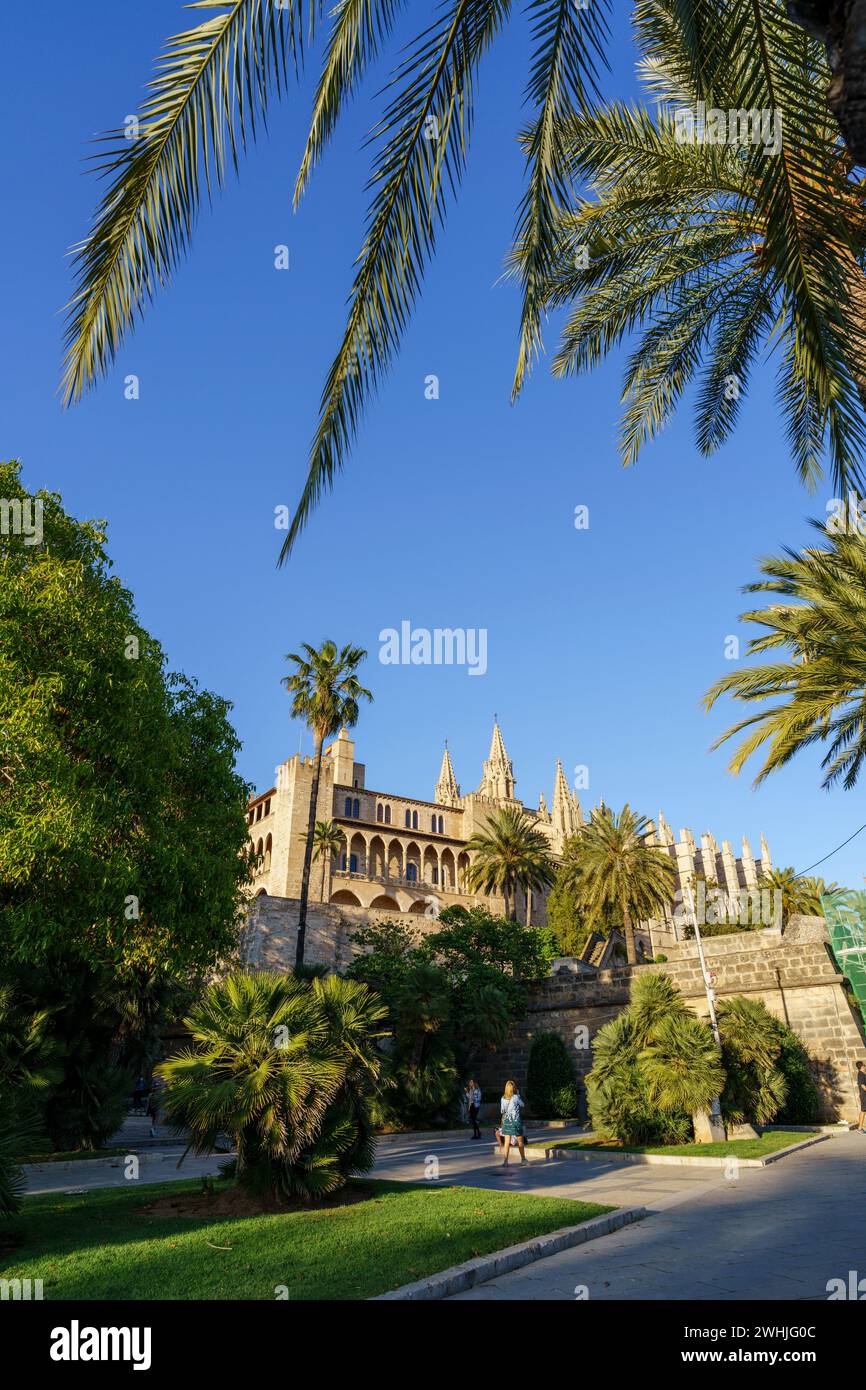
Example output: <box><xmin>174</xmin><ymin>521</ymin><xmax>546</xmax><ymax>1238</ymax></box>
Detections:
<box><xmin>247</xmin><ymin>721</ymin><xmax>773</xmax><ymax>941</ymax></box>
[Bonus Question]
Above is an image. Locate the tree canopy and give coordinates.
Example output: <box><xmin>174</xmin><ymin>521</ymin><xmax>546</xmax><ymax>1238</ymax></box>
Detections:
<box><xmin>0</xmin><ymin>461</ymin><xmax>252</xmax><ymax>975</ymax></box>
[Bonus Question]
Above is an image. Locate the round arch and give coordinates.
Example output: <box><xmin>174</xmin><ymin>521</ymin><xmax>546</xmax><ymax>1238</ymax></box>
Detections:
<box><xmin>330</xmin><ymin>889</ymin><xmax>362</xmax><ymax>906</ymax></box>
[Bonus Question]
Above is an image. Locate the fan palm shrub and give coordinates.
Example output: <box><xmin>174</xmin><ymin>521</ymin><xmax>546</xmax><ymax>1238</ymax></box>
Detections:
<box><xmin>704</xmin><ymin>527</ymin><xmax>866</xmax><ymax>788</ymax></box>
<box><xmin>716</xmin><ymin>997</ymin><xmax>788</xmax><ymax>1126</ymax></box>
<box><xmin>156</xmin><ymin>970</ymin><xmax>387</xmax><ymax>1202</ymax></box>
<box><xmin>0</xmin><ymin>984</ymin><xmax>61</xmax><ymax>1216</ymax></box>
<box><xmin>466</xmin><ymin>805</ymin><xmax>556</xmax><ymax>923</ymax></box>
<box><xmin>571</xmin><ymin>805</ymin><xmax>675</xmax><ymax>965</ymax></box>
<box><xmin>529</xmin><ymin>0</ymin><xmax>866</xmax><ymax>492</ymax></box>
<box><xmin>281</xmin><ymin>641</ymin><xmax>372</xmax><ymax>965</ymax></box>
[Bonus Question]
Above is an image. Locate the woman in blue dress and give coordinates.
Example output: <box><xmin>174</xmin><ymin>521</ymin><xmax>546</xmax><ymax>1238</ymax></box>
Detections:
<box><xmin>499</xmin><ymin>1080</ymin><xmax>527</xmax><ymax>1165</ymax></box>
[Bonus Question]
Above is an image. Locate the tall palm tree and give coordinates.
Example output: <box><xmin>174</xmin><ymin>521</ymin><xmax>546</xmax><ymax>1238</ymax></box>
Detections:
<box><xmin>281</xmin><ymin>641</ymin><xmax>371</xmax><ymax>965</ymax></box>
<box><xmin>527</xmin><ymin>0</ymin><xmax>866</xmax><ymax>492</ymax></box>
<box><xmin>703</xmin><ymin>526</ymin><xmax>866</xmax><ymax>788</ymax></box>
<box><xmin>465</xmin><ymin>805</ymin><xmax>556</xmax><ymax>923</ymax></box>
<box><xmin>575</xmin><ymin>805</ymin><xmax>675</xmax><ymax>965</ymax></box>
<box><xmin>61</xmin><ymin>1</ymin><xmax>866</xmax><ymax>543</ymax></box>
<box><xmin>310</xmin><ymin>819</ymin><xmax>344</xmax><ymax>903</ymax></box>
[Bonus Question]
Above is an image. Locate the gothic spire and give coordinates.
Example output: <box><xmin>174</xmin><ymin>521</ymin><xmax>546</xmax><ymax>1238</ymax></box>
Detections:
<box><xmin>435</xmin><ymin>743</ymin><xmax>461</xmax><ymax>806</ymax></box>
<box><xmin>552</xmin><ymin>759</ymin><xmax>576</xmax><ymax>836</ymax></box>
<box><xmin>477</xmin><ymin>719</ymin><xmax>515</xmax><ymax>801</ymax></box>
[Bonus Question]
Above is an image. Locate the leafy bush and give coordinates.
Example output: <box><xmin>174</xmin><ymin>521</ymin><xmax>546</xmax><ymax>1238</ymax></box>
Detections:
<box><xmin>774</xmin><ymin>1023</ymin><xmax>821</xmax><ymax>1124</ymax></box>
<box><xmin>526</xmin><ymin>1032</ymin><xmax>579</xmax><ymax>1118</ymax></box>
<box><xmin>717</xmin><ymin>997</ymin><xmax>787</xmax><ymax>1126</ymax></box>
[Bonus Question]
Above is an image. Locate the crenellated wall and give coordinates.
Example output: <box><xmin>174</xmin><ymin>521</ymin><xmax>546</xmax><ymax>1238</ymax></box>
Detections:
<box><xmin>474</xmin><ymin>917</ymin><xmax>865</xmax><ymax>1124</ymax></box>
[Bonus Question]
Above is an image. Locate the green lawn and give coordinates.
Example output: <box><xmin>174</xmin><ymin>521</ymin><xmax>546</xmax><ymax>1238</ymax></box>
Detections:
<box><xmin>20</xmin><ymin>1147</ymin><xmax>129</xmax><ymax>1164</ymax></box>
<box><xmin>1</xmin><ymin>1179</ymin><xmax>612</xmax><ymax>1300</ymax></box>
<box><xmin>532</xmin><ymin>1130</ymin><xmax>814</xmax><ymax>1159</ymax></box>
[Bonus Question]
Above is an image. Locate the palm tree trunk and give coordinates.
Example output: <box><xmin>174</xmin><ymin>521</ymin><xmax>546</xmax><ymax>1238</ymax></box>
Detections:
<box><xmin>525</xmin><ymin>885</ymin><xmax>532</xmax><ymax>926</ymax></box>
<box><xmin>320</xmin><ymin>855</ymin><xmax>327</xmax><ymax>903</ymax></box>
<box><xmin>296</xmin><ymin>732</ymin><xmax>324</xmax><ymax>968</ymax></box>
<box><xmin>622</xmin><ymin>898</ymin><xmax>638</xmax><ymax>966</ymax></box>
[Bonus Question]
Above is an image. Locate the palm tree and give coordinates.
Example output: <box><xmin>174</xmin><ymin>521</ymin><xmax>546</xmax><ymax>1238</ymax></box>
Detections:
<box><xmin>763</xmin><ymin>866</ymin><xmax>846</xmax><ymax>920</ymax></box>
<box><xmin>62</xmin><ymin>1</ymin><xmax>866</xmax><ymax>542</ymax></box>
<box><xmin>527</xmin><ymin>0</ymin><xmax>866</xmax><ymax>492</ymax></box>
<box><xmin>574</xmin><ymin>805</ymin><xmax>675</xmax><ymax>965</ymax></box>
<box><xmin>310</xmin><ymin>819</ymin><xmax>344</xmax><ymax>903</ymax></box>
<box><xmin>157</xmin><ymin>970</ymin><xmax>388</xmax><ymax>1202</ymax></box>
<box><xmin>703</xmin><ymin>526</ymin><xmax>866</xmax><ymax>788</ymax></box>
<box><xmin>465</xmin><ymin>806</ymin><xmax>556</xmax><ymax>923</ymax></box>
<box><xmin>60</xmin><ymin>0</ymin><xmax>609</xmax><ymax>551</ymax></box>
<box><xmin>282</xmin><ymin>641</ymin><xmax>372</xmax><ymax>965</ymax></box>
<box><xmin>787</xmin><ymin>0</ymin><xmax>866</xmax><ymax>164</ymax></box>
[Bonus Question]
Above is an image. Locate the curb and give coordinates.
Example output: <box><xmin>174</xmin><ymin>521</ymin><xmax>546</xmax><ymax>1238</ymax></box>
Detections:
<box><xmin>375</xmin><ymin>1123</ymin><xmax>579</xmax><ymax>1146</ymax></box>
<box><xmin>371</xmin><ymin>1205</ymin><xmax>647</xmax><ymax>1301</ymax></box>
<box><xmin>536</xmin><ymin>1133</ymin><xmax>829</xmax><ymax>1169</ymax></box>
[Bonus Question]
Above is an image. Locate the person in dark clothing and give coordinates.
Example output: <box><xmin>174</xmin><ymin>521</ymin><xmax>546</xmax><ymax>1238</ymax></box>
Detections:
<box><xmin>857</xmin><ymin>1060</ymin><xmax>866</xmax><ymax>1133</ymax></box>
<box><xmin>466</xmin><ymin>1078</ymin><xmax>482</xmax><ymax>1139</ymax></box>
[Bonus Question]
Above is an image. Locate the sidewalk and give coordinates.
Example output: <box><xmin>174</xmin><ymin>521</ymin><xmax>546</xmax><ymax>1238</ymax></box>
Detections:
<box><xmin>447</xmin><ymin>1131</ymin><xmax>866</xmax><ymax>1300</ymax></box>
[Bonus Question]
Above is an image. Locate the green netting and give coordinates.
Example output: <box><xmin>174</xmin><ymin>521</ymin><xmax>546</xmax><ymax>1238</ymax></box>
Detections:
<box><xmin>822</xmin><ymin>892</ymin><xmax>866</xmax><ymax>1021</ymax></box>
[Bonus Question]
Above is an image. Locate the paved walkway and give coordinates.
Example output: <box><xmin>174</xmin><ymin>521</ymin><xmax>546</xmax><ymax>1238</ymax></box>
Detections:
<box><xmin>371</xmin><ymin>1130</ymin><xmax>722</xmax><ymax>1213</ymax></box>
<box><xmin>446</xmin><ymin>1132</ymin><xmax>866</xmax><ymax>1300</ymax></box>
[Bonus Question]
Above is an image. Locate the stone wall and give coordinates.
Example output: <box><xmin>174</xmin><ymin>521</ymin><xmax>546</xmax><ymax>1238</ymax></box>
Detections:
<box><xmin>475</xmin><ymin>917</ymin><xmax>866</xmax><ymax>1124</ymax></box>
<box><xmin>240</xmin><ymin>894</ymin><xmax>439</xmax><ymax>973</ymax></box>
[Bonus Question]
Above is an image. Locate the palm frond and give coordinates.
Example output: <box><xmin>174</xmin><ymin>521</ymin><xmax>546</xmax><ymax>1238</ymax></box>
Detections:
<box><xmin>61</xmin><ymin>0</ymin><xmax>304</xmax><ymax>406</ymax></box>
<box><xmin>280</xmin><ymin>0</ymin><xmax>511</xmax><ymax>559</ymax></box>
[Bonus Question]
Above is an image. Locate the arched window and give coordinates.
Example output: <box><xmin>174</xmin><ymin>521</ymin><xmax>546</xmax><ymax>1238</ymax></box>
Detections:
<box><xmin>405</xmin><ymin>809</ymin><xmax>411</xmax><ymax>828</ymax></box>
<box><xmin>352</xmin><ymin>798</ymin><xmax>360</xmax><ymax>818</ymax></box>
<box><xmin>432</xmin><ymin>866</ymin><xmax>439</xmax><ymax>884</ymax></box>
<box><xmin>437</xmin><ymin>815</ymin><xmax>444</xmax><ymax>834</ymax></box>
<box><xmin>384</xmin><ymin>805</ymin><xmax>391</xmax><ymax>825</ymax></box>
<box><xmin>344</xmin><ymin>797</ymin><xmax>352</xmax><ymax>816</ymax></box>
<box><xmin>377</xmin><ymin>804</ymin><xmax>383</xmax><ymax>822</ymax></box>
<box><xmin>264</xmin><ymin>835</ymin><xmax>272</xmax><ymax>871</ymax></box>
<box><xmin>406</xmin><ymin>862</ymin><xmax>418</xmax><ymax>882</ymax></box>
<box><xmin>431</xmin><ymin>815</ymin><xmax>436</xmax><ymax>832</ymax></box>
<box><xmin>412</xmin><ymin>810</ymin><xmax>418</xmax><ymax>830</ymax></box>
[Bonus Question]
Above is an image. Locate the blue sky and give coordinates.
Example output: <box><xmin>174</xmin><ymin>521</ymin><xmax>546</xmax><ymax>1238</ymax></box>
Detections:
<box><xmin>2</xmin><ymin>2</ymin><xmax>863</xmax><ymax>885</ymax></box>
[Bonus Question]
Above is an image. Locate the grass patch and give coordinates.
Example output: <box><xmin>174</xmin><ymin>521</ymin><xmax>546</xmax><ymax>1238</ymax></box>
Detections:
<box><xmin>20</xmin><ymin>1148</ymin><xmax>130</xmax><ymax>1165</ymax></box>
<box><xmin>532</xmin><ymin>1130</ymin><xmax>813</xmax><ymax>1159</ymax></box>
<box><xmin>1</xmin><ymin>1178</ymin><xmax>612</xmax><ymax>1300</ymax></box>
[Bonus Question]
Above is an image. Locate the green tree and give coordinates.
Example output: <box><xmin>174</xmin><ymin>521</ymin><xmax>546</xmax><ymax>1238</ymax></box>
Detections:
<box><xmin>0</xmin><ymin>461</ymin><xmax>252</xmax><ymax>975</ymax></box>
<box><xmin>310</xmin><ymin>819</ymin><xmax>343</xmax><ymax>901</ymax></box>
<box><xmin>158</xmin><ymin>970</ymin><xmax>387</xmax><ymax>1202</ymax></box>
<box><xmin>573</xmin><ymin>805</ymin><xmax>675</xmax><ymax>965</ymax></box>
<box><xmin>465</xmin><ymin>807</ymin><xmax>556</xmax><ymax>923</ymax></box>
<box><xmin>530</xmin><ymin>0</ymin><xmax>866</xmax><ymax>491</ymax></box>
<box><xmin>281</xmin><ymin>642</ymin><xmax>371</xmax><ymax>965</ymax></box>
<box><xmin>704</xmin><ymin>526</ymin><xmax>866</xmax><ymax>788</ymax></box>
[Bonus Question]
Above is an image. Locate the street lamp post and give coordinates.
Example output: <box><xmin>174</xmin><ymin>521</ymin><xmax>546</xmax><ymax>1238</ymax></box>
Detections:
<box><xmin>684</xmin><ymin>884</ymin><xmax>727</xmax><ymax>1142</ymax></box>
